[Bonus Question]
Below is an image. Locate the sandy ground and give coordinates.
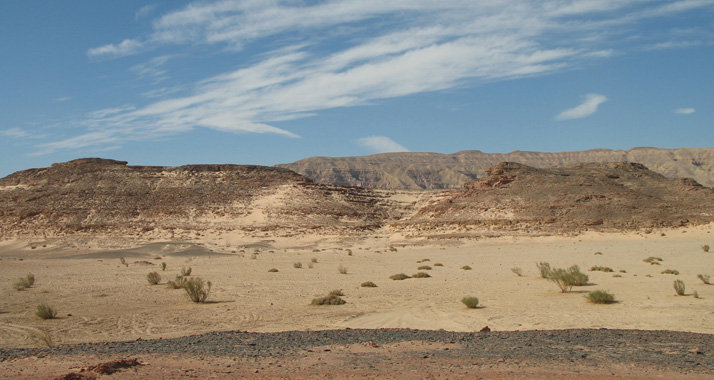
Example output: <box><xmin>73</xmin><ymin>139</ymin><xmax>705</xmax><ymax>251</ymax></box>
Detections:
<box><xmin>1</xmin><ymin>223</ymin><xmax>713</xmax><ymax>350</ymax></box>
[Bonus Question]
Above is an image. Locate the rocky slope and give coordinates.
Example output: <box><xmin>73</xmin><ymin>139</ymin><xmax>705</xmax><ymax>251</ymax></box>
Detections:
<box><xmin>279</xmin><ymin>147</ymin><xmax>714</xmax><ymax>189</ymax></box>
<box><xmin>0</xmin><ymin>158</ymin><xmax>391</xmax><ymax>239</ymax></box>
<box><xmin>401</xmin><ymin>161</ymin><xmax>714</xmax><ymax>235</ymax></box>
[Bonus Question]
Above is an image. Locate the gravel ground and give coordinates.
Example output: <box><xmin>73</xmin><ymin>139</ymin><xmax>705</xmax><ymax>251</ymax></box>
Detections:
<box><xmin>2</xmin><ymin>328</ymin><xmax>713</xmax><ymax>376</ymax></box>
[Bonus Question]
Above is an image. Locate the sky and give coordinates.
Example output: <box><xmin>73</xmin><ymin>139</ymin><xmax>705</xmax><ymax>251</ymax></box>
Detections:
<box><xmin>1</xmin><ymin>0</ymin><xmax>713</xmax><ymax>177</ymax></box>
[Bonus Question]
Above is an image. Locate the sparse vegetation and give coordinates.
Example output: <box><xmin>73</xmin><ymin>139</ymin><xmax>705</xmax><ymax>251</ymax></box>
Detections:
<box><xmin>293</xmin><ymin>262</ymin><xmax>303</xmax><ymax>269</ymax></box>
<box><xmin>181</xmin><ymin>267</ymin><xmax>192</xmax><ymax>276</ymax></box>
<box><xmin>697</xmin><ymin>274</ymin><xmax>711</xmax><ymax>284</ymax></box>
<box><xmin>389</xmin><ymin>246</ymin><xmax>397</xmax><ymax>252</ymax></box>
<box><xmin>26</xmin><ymin>273</ymin><xmax>35</xmax><ymax>286</ymax></box>
<box><xmin>586</xmin><ymin>290</ymin><xmax>616</xmax><ymax>304</ymax></box>
<box><xmin>461</xmin><ymin>265</ymin><xmax>472</xmax><ymax>270</ymax></box>
<box><xmin>311</xmin><ymin>294</ymin><xmax>346</xmax><ymax>305</ymax></box>
<box><xmin>702</xmin><ymin>245</ymin><xmax>710</xmax><ymax>252</ymax></box>
<box><xmin>166</xmin><ymin>275</ymin><xmax>187</xmax><ymax>289</ymax></box>
<box><xmin>421</xmin><ymin>258</ymin><xmax>430</xmax><ymax>262</ymax></box>
<box><xmin>590</xmin><ymin>266</ymin><xmax>614</xmax><ymax>272</ymax></box>
<box><xmin>674</xmin><ymin>279</ymin><xmax>686</xmax><ymax>296</ymax></box>
<box><xmin>412</xmin><ymin>272</ymin><xmax>431</xmax><ymax>278</ymax></box>
<box><xmin>434</xmin><ymin>263</ymin><xmax>443</xmax><ymax>267</ymax></box>
<box><xmin>311</xmin><ymin>257</ymin><xmax>318</xmax><ymax>263</ymax></box>
<box><xmin>146</xmin><ymin>271</ymin><xmax>161</xmax><ymax>285</ymax></box>
<box><xmin>511</xmin><ymin>267</ymin><xmax>523</xmax><ymax>276</ymax></box>
<box><xmin>390</xmin><ymin>273</ymin><xmax>410</xmax><ymax>280</ymax></box>
<box><xmin>536</xmin><ymin>262</ymin><xmax>552</xmax><ymax>278</ymax></box>
<box><xmin>418</xmin><ymin>265</ymin><xmax>432</xmax><ymax>270</ymax></box>
<box><xmin>661</xmin><ymin>269</ymin><xmax>680</xmax><ymax>275</ymax></box>
<box><xmin>120</xmin><ymin>257</ymin><xmax>127</xmax><ymax>267</ymax></box>
<box><xmin>547</xmin><ymin>265</ymin><xmax>589</xmax><ymax>293</ymax></box>
<box><xmin>13</xmin><ymin>278</ymin><xmax>31</xmax><ymax>291</ymax></box>
<box><xmin>161</xmin><ymin>262</ymin><xmax>167</xmax><ymax>271</ymax></box>
<box><xmin>183</xmin><ymin>277</ymin><xmax>212</xmax><ymax>303</ymax></box>
<box><xmin>268</xmin><ymin>268</ymin><xmax>279</xmax><ymax>272</ymax></box>
<box><xmin>643</xmin><ymin>256</ymin><xmax>663</xmax><ymax>264</ymax></box>
<box><xmin>328</xmin><ymin>289</ymin><xmax>345</xmax><ymax>297</ymax></box>
<box><xmin>462</xmin><ymin>297</ymin><xmax>479</xmax><ymax>308</ymax></box>
<box><xmin>35</xmin><ymin>303</ymin><xmax>57</xmax><ymax>320</ymax></box>
<box><xmin>361</xmin><ymin>281</ymin><xmax>377</xmax><ymax>287</ymax></box>
<box><xmin>338</xmin><ymin>264</ymin><xmax>348</xmax><ymax>274</ymax></box>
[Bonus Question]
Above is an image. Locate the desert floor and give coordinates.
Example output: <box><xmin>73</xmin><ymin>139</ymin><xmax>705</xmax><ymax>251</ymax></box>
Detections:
<box><xmin>2</xmin><ymin>223</ymin><xmax>714</xmax><ymax>350</ymax></box>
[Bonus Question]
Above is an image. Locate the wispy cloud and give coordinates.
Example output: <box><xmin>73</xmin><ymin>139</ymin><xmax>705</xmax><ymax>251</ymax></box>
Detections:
<box><xmin>675</xmin><ymin>107</ymin><xmax>696</xmax><ymax>114</ymax></box>
<box><xmin>48</xmin><ymin>1</ymin><xmax>714</xmax><ymax>153</ymax></box>
<box><xmin>135</xmin><ymin>4</ymin><xmax>158</xmax><ymax>20</ymax></box>
<box><xmin>556</xmin><ymin>94</ymin><xmax>608</xmax><ymax>120</ymax></box>
<box><xmin>357</xmin><ymin>136</ymin><xmax>409</xmax><ymax>153</ymax></box>
<box><xmin>52</xmin><ymin>96</ymin><xmax>71</xmax><ymax>103</ymax></box>
<box><xmin>1</xmin><ymin>128</ymin><xmax>30</xmax><ymax>138</ymax></box>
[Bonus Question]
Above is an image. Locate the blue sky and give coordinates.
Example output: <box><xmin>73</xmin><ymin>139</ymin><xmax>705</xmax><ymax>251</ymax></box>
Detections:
<box><xmin>1</xmin><ymin>1</ymin><xmax>713</xmax><ymax>177</ymax></box>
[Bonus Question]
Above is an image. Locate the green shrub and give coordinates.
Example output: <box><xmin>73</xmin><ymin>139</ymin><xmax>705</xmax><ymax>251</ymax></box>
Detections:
<box><xmin>36</xmin><ymin>304</ymin><xmax>57</xmax><ymax>320</ymax></box>
<box><xmin>661</xmin><ymin>269</ymin><xmax>679</xmax><ymax>275</ymax></box>
<box><xmin>548</xmin><ymin>265</ymin><xmax>589</xmax><ymax>293</ymax></box>
<box><xmin>511</xmin><ymin>267</ymin><xmax>523</xmax><ymax>276</ymax></box>
<box><xmin>418</xmin><ymin>265</ymin><xmax>432</xmax><ymax>270</ymax></box>
<box><xmin>697</xmin><ymin>274</ymin><xmax>711</xmax><ymax>284</ymax></box>
<box><xmin>147</xmin><ymin>271</ymin><xmax>161</xmax><ymax>285</ymax></box>
<box><xmin>181</xmin><ymin>267</ymin><xmax>192</xmax><ymax>276</ymax></box>
<box><xmin>461</xmin><ymin>297</ymin><xmax>479</xmax><ymax>308</ymax></box>
<box><xmin>311</xmin><ymin>295</ymin><xmax>346</xmax><ymax>305</ymax></box>
<box><xmin>361</xmin><ymin>281</ymin><xmax>377</xmax><ymax>287</ymax></box>
<box><xmin>461</xmin><ymin>265</ymin><xmax>472</xmax><ymax>270</ymax></box>
<box><xmin>590</xmin><ymin>266</ymin><xmax>614</xmax><ymax>272</ymax></box>
<box><xmin>586</xmin><ymin>290</ymin><xmax>615</xmax><ymax>304</ymax></box>
<box><xmin>166</xmin><ymin>275</ymin><xmax>187</xmax><ymax>289</ymax></box>
<box><xmin>674</xmin><ymin>280</ymin><xmax>685</xmax><ymax>296</ymax></box>
<box><xmin>536</xmin><ymin>262</ymin><xmax>552</xmax><ymax>278</ymax></box>
<box><xmin>183</xmin><ymin>277</ymin><xmax>212</xmax><ymax>303</ymax></box>
<box><xmin>412</xmin><ymin>272</ymin><xmax>431</xmax><ymax>278</ymax></box>
<box><xmin>390</xmin><ymin>273</ymin><xmax>410</xmax><ymax>280</ymax></box>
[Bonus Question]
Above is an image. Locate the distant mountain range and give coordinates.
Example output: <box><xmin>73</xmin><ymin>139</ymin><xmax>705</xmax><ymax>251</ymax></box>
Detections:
<box><xmin>278</xmin><ymin>147</ymin><xmax>714</xmax><ymax>189</ymax></box>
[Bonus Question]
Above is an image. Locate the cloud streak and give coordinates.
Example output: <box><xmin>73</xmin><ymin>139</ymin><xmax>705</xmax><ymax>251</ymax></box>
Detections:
<box><xmin>675</xmin><ymin>108</ymin><xmax>696</xmax><ymax>114</ymax></box>
<box><xmin>357</xmin><ymin>136</ymin><xmax>409</xmax><ymax>153</ymax></box>
<box><xmin>556</xmin><ymin>94</ymin><xmax>608</xmax><ymax>120</ymax></box>
<box><xmin>41</xmin><ymin>1</ymin><xmax>713</xmax><ymax>153</ymax></box>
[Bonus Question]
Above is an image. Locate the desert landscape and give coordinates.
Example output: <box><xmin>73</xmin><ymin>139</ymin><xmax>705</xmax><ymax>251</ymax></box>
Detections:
<box><xmin>1</xmin><ymin>156</ymin><xmax>714</xmax><ymax>379</ymax></box>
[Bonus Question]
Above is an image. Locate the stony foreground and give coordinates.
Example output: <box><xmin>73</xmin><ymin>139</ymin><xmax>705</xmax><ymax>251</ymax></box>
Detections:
<box><xmin>2</xmin><ymin>328</ymin><xmax>713</xmax><ymax>379</ymax></box>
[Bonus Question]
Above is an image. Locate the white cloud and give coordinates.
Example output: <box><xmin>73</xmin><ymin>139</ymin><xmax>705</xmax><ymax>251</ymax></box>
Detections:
<box><xmin>51</xmin><ymin>1</ymin><xmax>714</xmax><ymax>153</ymax></box>
<box><xmin>1</xmin><ymin>128</ymin><xmax>30</xmax><ymax>138</ymax></box>
<box><xmin>556</xmin><ymin>93</ymin><xmax>608</xmax><ymax>120</ymax></box>
<box><xmin>357</xmin><ymin>136</ymin><xmax>409</xmax><ymax>153</ymax></box>
<box><xmin>52</xmin><ymin>96</ymin><xmax>71</xmax><ymax>103</ymax></box>
<box><xmin>135</xmin><ymin>4</ymin><xmax>158</xmax><ymax>20</ymax></box>
<box><xmin>675</xmin><ymin>107</ymin><xmax>696</xmax><ymax>114</ymax></box>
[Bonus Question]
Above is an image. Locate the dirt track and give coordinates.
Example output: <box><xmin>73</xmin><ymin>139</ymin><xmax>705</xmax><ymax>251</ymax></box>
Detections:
<box><xmin>2</xmin><ymin>328</ymin><xmax>713</xmax><ymax>379</ymax></box>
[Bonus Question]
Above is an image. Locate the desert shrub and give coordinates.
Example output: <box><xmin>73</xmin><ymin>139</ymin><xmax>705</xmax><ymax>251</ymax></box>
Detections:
<box><xmin>421</xmin><ymin>258</ymin><xmax>430</xmax><ymax>262</ymax></box>
<box><xmin>619</xmin><ymin>269</ymin><xmax>627</xmax><ymax>273</ymax></box>
<box><xmin>461</xmin><ymin>265</ymin><xmax>472</xmax><ymax>270</ymax></box>
<box><xmin>694</xmin><ymin>290</ymin><xmax>700</xmax><ymax>298</ymax></box>
<box><xmin>674</xmin><ymin>280</ymin><xmax>685</xmax><ymax>296</ymax></box>
<box><xmin>511</xmin><ymin>267</ymin><xmax>523</xmax><ymax>276</ymax></box>
<box><xmin>166</xmin><ymin>275</ymin><xmax>187</xmax><ymax>289</ymax></box>
<box><xmin>338</xmin><ymin>265</ymin><xmax>348</xmax><ymax>274</ymax></box>
<box><xmin>390</xmin><ymin>273</ymin><xmax>410</xmax><ymax>280</ymax></box>
<box><xmin>13</xmin><ymin>278</ymin><xmax>31</xmax><ymax>291</ymax></box>
<box><xmin>586</xmin><ymin>290</ymin><xmax>616</xmax><ymax>304</ymax></box>
<box><xmin>361</xmin><ymin>281</ymin><xmax>377</xmax><ymax>287</ymax></box>
<box><xmin>120</xmin><ymin>257</ymin><xmax>128</xmax><ymax>267</ymax></box>
<box><xmin>294</xmin><ymin>262</ymin><xmax>303</xmax><ymax>269</ymax></box>
<box><xmin>661</xmin><ymin>269</ymin><xmax>679</xmax><ymax>275</ymax></box>
<box><xmin>268</xmin><ymin>268</ymin><xmax>279</xmax><ymax>272</ymax></box>
<box><xmin>311</xmin><ymin>295</ymin><xmax>346</xmax><ymax>305</ymax></box>
<box><xmin>536</xmin><ymin>262</ymin><xmax>552</xmax><ymax>278</ymax></box>
<box><xmin>612</xmin><ymin>274</ymin><xmax>622</xmax><ymax>278</ymax></box>
<box><xmin>307</xmin><ymin>262</ymin><xmax>314</xmax><ymax>269</ymax></box>
<box><xmin>181</xmin><ymin>267</ymin><xmax>192</xmax><ymax>276</ymax></box>
<box><xmin>594</xmin><ymin>251</ymin><xmax>602</xmax><ymax>255</ymax></box>
<box><xmin>26</xmin><ymin>273</ymin><xmax>35</xmax><ymax>286</ymax></box>
<box><xmin>36</xmin><ymin>303</ymin><xmax>57</xmax><ymax>320</ymax></box>
<box><xmin>434</xmin><ymin>263</ymin><xmax>443</xmax><ymax>267</ymax></box>
<box><xmin>702</xmin><ymin>245</ymin><xmax>710</xmax><ymax>252</ymax></box>
<box><xmin>418</xmin><ymin>265</ymin><xmax>432</xmax><ymax>270</ymax></box>
<box><xmin>547</xmin><ymin>266</ymin><xmax>589</xmax><ymax>293</ymax></box>
<box><xmin>311</xmin><ymin>257</ymin><xmax>318</xmax><ymax>263</ymax></box>
<box><xmin>590</xmin><ymin>266</ymin><xmax>614</xmax><ymax>272</ymax></box>
<box><xmin>643</xmin><ymin>256</ymin><xmax>662</xmax><ymax>264</ymax></box>
<box><xmin>161</xmin><ymin>262</ymin><xmax>167</xmax><ymax>271</ymax></box>
<box><xmin>461</xmin><ymin>297</ymin><xmax>479</xmax><ymax>308</ymax></box>
<box><xmin>412</xmin><ymin>272</ymin><xmax>431</xmax><ymax>278</ymax></box>
<box><xmin>697</xmin><ymin>274</ymin><xmax>711</xmax><ymax>284</ymax></box>
<box><xmin>389</xmin><ymin>246</ymin><xmax>397</xmax><ymax>252</ymax></box>
<box><xmin>328</xmin><ymin>289</ymin><xmax>345</xmax><ymax>297</ymax></box>
<box><xmin>183</xmin><ymin>277</ymin><xmax>212</xmax><ymax>303</ymax></box>
<box><xmin>146</xmin><ymin>271</ymin><xmax>161</xmax><ymax>285</ymax></box>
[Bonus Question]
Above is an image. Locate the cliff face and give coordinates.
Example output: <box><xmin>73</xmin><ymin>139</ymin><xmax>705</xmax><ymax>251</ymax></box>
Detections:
<box><xmin>0</xmin><ymin>158</ymin><xmax>389</xmax><ymax>238</ymax></box>
<box><xmin>278</xmin><ymin>147</ymin><xmax>714</xmax><ymax>189</ymax></box>
<box><xmin>405</xmin><ymin>161</ymin><xmax>714</xmax><ymax>234</ymax></box>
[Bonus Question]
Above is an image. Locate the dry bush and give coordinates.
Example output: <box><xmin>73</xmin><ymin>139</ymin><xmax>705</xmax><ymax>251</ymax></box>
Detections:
<box><xmin>536</xmin><ymin>262</ymin><xmax>552</xmax><ymax>278</ymax></box>
<box><xmin>181</xmin><ymin>267</ymin><xmax>192</xmax><ymax>276</ymax></box>
<box><xmin>511</xmin><ymin>267</ymin><xmax>523</xmax><ymax>276</ymax></box>
<box><xmin>36</xmin><ymin>303</ymin><xmax>57</xmax><ymax>320</ymax></box>
<box><xmin>697</xmin><ymin>274</ymin><xmax>711</xmax><ymax>284</ymax></box>
<box><xmin>26</xmin><ymin>273</ymin><xmax>35</xmax><ymax>286</ymax></box>
<box><xmin>590</xmin><ymin>266</ymin><xmax>614</xmax><ymax>272</ymax></box>
<box><xmin>146</xmin><ymin>271</ymin><xmax>161</xmax><ymax>285</ymax></box>
<box><xmin>268</xmin><ymin>268</ymin><xmax>279</xmax><ymax>273</ymax></box>
<box><xmin>311</xmin><ymin>295</ymin><xmax>346</xmax><ymax>305</ymax></box>
<box><xmin>338</xmin><ymin>265</ymin><xmax>348</xmax><ymax>274</ymax></box>
<box><xmin>161</xmin><ymin>262</ymin><xmax>167</xmax><ymax>271</ymax></box>
<box><xmin>328</xmin><ymin>289</ymin><xmax>344</xmax><ymax>297</ymax></box>
<box><xmin>418</xmin><ymin>265</ymin><xmax>432</xmax><ymax>270</ymax></box>
<box><xmin>643</xmin><ymin>256</ymin><xmax>663</xmax><ymax>264</ymax></box>
<box><xmin>311</xmin><ymin>257</ymin><xmax>318</xmax><ymax>263</ymax></box>
<box><xmin>674</xmin><ymin>279</ymin><xmax>686</xmax><ymax>296</ymax></box>
<box><xmin>166</xmin><ymin>275</ymin><xmax>186</xmax><ymax>289</ymax></box>
<box><xmin>412</xmin><ymin>272</ymin><xmax>431</xmax><ymax>278</ymax></box>
<box><xmin>434</xmin><ymin>263</ymin><xmax>443</xmax><ymax>267</ymax></box>
<box><xmin>586</xmin><ymin>290</ymin><xmax>616</xmax><ymax>304</ymax></box>
<box><xmin>661</xmin><ymin>269</ymin><xmax>680</xmax><ymax>275</ymax></box>
<box><xmin>461</xmin><ymin>265</ymin><xmax>472</xmax><ymax>270</ymax></box>
<box><xmin>183</xmin><ymin>277</ymin><xmax>212</xmax><ymax>303</ymax></box>
<box><xmin>462</xmin><ymin>297</ymin><xmax>479</xmax><ymax>308</ymax></box>
<box><xmin>421</xmin><ymin>258</ymin><xmax>430</xmax><ymax>262</ymax></box>
<box><xmin>390</xmin><ymin>273</ymin><xmax>410</xmax><ymax>280</ymax></box>
<box><xmin>294</xmin><ymin>262</ymin><xmax>303</xmax><ymax>269</ymax></box>
<box><xmin>361</xmin><ymin>281</ymin><xmax>377</xmax><ymax>287</ymax></box>
<box><xmin>13</xmin><ymin>277</ymin><xmax>32</xmax><ymax>291</ymax></box>
<box><xmin>702</xmin><ymin>245</ymin><xmax>710</xmax><ymax>252</ymax></box>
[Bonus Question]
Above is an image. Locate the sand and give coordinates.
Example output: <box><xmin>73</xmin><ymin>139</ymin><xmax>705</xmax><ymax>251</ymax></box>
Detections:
<box><xmin>1</xmin><ymin>223</ymin><xmax>713</xmax><ymax>350</ymax></box>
